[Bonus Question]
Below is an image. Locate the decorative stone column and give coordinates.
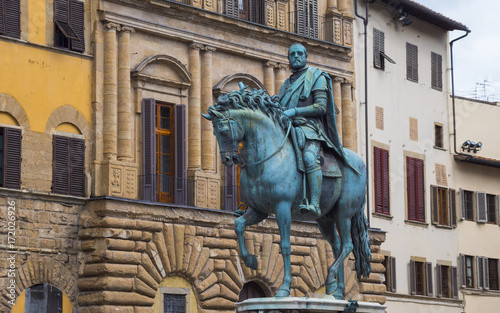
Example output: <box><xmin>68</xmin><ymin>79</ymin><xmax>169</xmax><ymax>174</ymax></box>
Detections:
<box><xmin>103</xmin><ymin>23</ymin><xmax>120</xmax><ymax>160</ymax></box>
<box><xmin>275</xmin><ymin>64</ymin><xmax>288</xmax><ymax>95</ymax></box>
<box><xmin>201</xmin><ymin>46</ymin><xmax>216</xmax><ymax>172</ymax></box>
<box><xmin>327</xmin><ymin>0</ymin><xmax>338</xmax><ymax>10</ymax></box>
<box><xmin>264</xmin><ymin>62</ymin><xmax>277</xmax><ymax>95</ymax></box>
<box><xmin>117</xmin><ymin>26</ymin><xmax>134</xmax><ymax>162</ymax></box>
<box><xmin>337</xmin><ymin>0</ymin><xmax>348</xmax><ymax>13</ymax></box>
<box><xmin>333</xmin><ymin>77</ymin><xmax>343</xmax><ymax>143</ymax></box>
<box><xmin>341</xmin><ymin>80</ymin><xmax>354</xmax><ymax>150</ymax></box>
<box><xmin>188</xmin><ymin>43</ymin><xmax>203</xmax><ymax>170</ymax></box>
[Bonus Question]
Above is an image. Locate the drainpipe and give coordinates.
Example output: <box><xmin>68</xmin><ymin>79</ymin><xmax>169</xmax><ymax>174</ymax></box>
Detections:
<box><xmin>450</xmin><ymin>30</ymin><xmax>471</xmax><ymax>155</ymax></box>
<box><xmin>354</xmin><ymin>0</ymin><xmax>371</xmax><ymax>226</ymax></box>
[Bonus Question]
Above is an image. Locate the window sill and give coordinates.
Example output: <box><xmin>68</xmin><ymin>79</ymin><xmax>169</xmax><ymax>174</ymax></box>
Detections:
<box><xmin>0</xmin><ymin>35</ymin><xmax>92</xmax><ymax>59</ymax></box>
<box><xmin>432</xmin><ymin>223</ymin><xmax>455</xmax><ymax>229</ymax></box>
<box><xmin>405</xmin><ymin>219</ymin><xmax>429</xmax><ymax>227</ymax></box>
<box><xmin>373</xmin><ymin>212</ymin><xmax>393</xmax><ymax>220</ymax></box>
<box><xmin>461</xmin><ymin>288</ymin><xmax>500</xmax><ymax>296</ymax></box>
<box><xmin>433</xmin><ymin>146</ymin><xmax>447</xmax><ymax>151</ymax></box>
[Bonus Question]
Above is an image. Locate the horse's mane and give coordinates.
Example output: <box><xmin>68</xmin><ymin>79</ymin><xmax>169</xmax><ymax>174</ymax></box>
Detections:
<box><xmin>209</xmin><ymin>87</ymin><xmax>287</xmax><ymax>128</ymax></box>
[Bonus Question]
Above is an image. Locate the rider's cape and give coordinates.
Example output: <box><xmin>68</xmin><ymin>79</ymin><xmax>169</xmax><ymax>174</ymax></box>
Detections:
<box><xmin>279</xmin><ymin>67</ymin><xmax>357</xmax><ymax>173</ymax></box>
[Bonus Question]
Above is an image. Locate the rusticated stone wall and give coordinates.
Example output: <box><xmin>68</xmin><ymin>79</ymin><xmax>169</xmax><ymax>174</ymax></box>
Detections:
<box><xmin>78</xmin><ymin>198</ymin><xmax>386</xmax><ymax>312</ymax></box>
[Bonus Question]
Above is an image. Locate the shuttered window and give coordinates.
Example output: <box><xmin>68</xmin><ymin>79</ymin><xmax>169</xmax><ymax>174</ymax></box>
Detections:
<box><xmin>237</xmin><ymin>0</ymin><xmax>264</xmax><ymax>24</ymax></box>
<box><xmin>0</xmin><ymin>127</ymin><xmax>22</xmax><ymax>189</ymax></box>
<box><xmin>410</xmin><ymin>260</ymin><xmax>427</xmax><ymax>295</ymax></box>
<box><xmin>373</xmin><ymin>147</ymin><xmax>389</xmax><ymax>215</ymax></box>
<box><xmin>431</xmin><ymin>52</ymin><xmax>443</xmax><ymax>91</ymax></box>
<box><xmin>406</xmin><ymin>156</ymin><xmax>425</xmax><ymax>222</ymax></box>
<box><xmin>476</xmin><ymin>192</ymin><xmax>487</xmax><ymax>223</ymax></box>
<box><xmin>406</xmin><ymin>42</ymin><xmax>418</xmax><ymax>82</ymax></box>
<box><xmin>142</xmin><ymin>99</ymin><xmax>187</xmax><ymax>204</ymax></box>
<box><xmin>52</xmin><ymin>135</ymin><xmax>85</xmax><ymax>196</ymax></box>
<box><xmin>0</xmin><ymin>0</ymin><xmax>21</xmax><ymax>39</ymax></box>
<box><xmin>488</xmin><ymin>258</ymin><xmax>499</xmax><ymax>291</ymax></box>
<box><xmin>296</xmin><ymin>0</ymin><xmax>318</xmax><ymax>39</ymax></box>
<box><xmin>373</xmin><ymin>28</ymin><xmax>385</xmax><ymax>69</ymax></box>
<box><xmin>430</xmin><ymin>186</ymin><xmax>456</xmax><ymax>227</ymax></box>
<box><xmin>383</xmin><ymin>256</ymin><xmax>396</xmax><ymax>292</ymax></box>
<box><xmin>486</xmin><ymin>194</ymin><xmax>497</xmax><ymax>224</ymax></box>
<box><xmin>461</xmin><ymin>189</ymin><xmax>474</xmax><ymax>221</ymax></box>
<box><xmin>461</xmin><ymin>254</ymin><xmax>474</xmax><ymax>288</ymax></box>
<box><xmin>54</xmin><ymin>0</ymin><xmax>84</xmax><ymax>52</ymax></box>
<box><xmin>225</xmin><ymin>0</ymin><xmax>239</xmax><ymax>18</ymax></box>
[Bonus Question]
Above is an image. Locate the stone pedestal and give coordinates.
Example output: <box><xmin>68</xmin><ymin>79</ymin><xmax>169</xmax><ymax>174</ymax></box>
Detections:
<box><xmin>237</xmin><ymin>297</ymin><xmax>386</xmax><ymax>313</ymax></box>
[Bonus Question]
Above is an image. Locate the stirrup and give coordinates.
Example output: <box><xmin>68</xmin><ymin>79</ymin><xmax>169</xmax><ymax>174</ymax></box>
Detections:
<box><xmin>298</xmin><ymin>203</ymin><xmax>321</xmax><ymax>217</ymax></box>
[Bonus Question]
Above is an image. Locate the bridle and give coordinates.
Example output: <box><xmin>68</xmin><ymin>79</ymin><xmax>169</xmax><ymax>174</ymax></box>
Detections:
<box><xmin>214</xmin><ymin>111</ymin><xmax>292</xmax><ymax>168</ymax></box>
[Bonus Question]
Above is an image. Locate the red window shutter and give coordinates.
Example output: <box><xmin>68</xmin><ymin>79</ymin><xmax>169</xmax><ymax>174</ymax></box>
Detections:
<box><xmin>415</xmin><ymin>158</ymin><xmax>425</xmax><ymax>222</ymax></box>
<box><xmin>407</xmin><ymin>157</ymin><xmax>416</xmax><ymax>220</ymax></box>
<box><xmin>374</xmin><ymin>147</ymin><xmax>382</xmax><ymax>213</ymax></box>
<box><xmin>174</xmin><ymin>104</ymin><xmax>187</xmax><ymax>205</ymax></box>
<box><xmin>142</xmin><ymin>99</ymin><xmax>156</xmax><ymax>201</ymax></box>
<box><xmin>382</xmin><ymin>149</ymin><xmax>390</xmax><ymax>214</ymax></box>
<box><xmin>427</xmin><ymin>262</ymin><xmax>433</xmax><ymax>296</ymax></box>
<box><xmin>3</xmin><ymin>0</ymin><xmax>20</xmax><ymax>39</ymax></box>
<box><xmin>70</xmin><ymin>137</ymin><xmax>85</xmax><ymax>196</ymax></box>
<box><xmin>410</xmin><ymin>260</ymin><xmax>416</xmax><ymax>295</ymax></box>
<box><xmin>451</xmin><ymin>266</ymin><xmax>459</xmax><ymax>299</ymax></box>
<box><xmin>4</xmin><ymin>127</ymin><xmax>22</xmax><ymax>189</ymax></box>
<box><xmin>69</xmin><ymin>0</ymin><xmax>84</xmax><ymax>52</ymax></box>
<box><xmin>52</xmin><ymin>135</ymin><xmax>70</xmax><ymax>195</ymax></box>
<box><xmin>390</xmin><ymin>256</ymin><xmax>397</xmax><ymax>292</ymax></box>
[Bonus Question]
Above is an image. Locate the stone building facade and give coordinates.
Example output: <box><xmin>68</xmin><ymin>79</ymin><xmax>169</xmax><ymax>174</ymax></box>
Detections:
<box><xmin>0</xmin><ymin>0</ymin><xmax>388</xmax><ymax>312</ymax></box>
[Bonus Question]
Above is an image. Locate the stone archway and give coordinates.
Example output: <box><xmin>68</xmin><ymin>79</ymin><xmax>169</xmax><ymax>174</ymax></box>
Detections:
<box><xmin>44</xmin><ymin>105</ymin><xmax>90</xmax><ymax>139</ymax></box>
<box><xmin>1</xmin><ymin>257</ymin><xmax>77</xmax><ymax>310</ymax></box>
<box><xmin>0</xmin><ymin>93</ymin><xmax>30</xmax><ymax>131</ymax></box>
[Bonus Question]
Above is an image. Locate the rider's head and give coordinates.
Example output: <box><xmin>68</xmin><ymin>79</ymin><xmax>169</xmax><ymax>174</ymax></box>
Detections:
<box><xmin>288</xmin><ymin>43</ymin><xmax>308</xmax><ymax>71</ymax></box>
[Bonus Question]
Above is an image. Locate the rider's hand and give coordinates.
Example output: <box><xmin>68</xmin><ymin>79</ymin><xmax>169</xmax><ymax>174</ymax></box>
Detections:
<box><xmin>283</xmin><ymin>108</ymin><xmax>296</xmax><ymax>118</ymax></box>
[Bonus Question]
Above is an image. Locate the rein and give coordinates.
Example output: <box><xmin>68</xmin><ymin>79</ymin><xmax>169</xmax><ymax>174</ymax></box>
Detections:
<box><xmin>240</xmin><ymin>120</ymin><xmax>292</xmax><ymax>168</ymax></box>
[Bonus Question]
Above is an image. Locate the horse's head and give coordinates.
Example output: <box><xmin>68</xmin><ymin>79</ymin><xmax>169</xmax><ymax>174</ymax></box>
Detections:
<box><xmin>202</xmin><ymin>108</ymin><xmax>244</xmax><ymax>167</ymax></box>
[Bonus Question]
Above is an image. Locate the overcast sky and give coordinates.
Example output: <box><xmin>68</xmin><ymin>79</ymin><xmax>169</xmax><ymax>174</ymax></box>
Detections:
<box><xmin>413</xmin><ymin>0</ymin><xmax>500</xmax><ymax>102</ymax></box>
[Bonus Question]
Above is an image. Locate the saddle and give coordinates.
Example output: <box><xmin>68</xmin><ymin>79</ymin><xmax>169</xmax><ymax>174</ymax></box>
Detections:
<box><xmin>290</xmin><ymin>125</ymin><xmax>342</xmax><ymax>178</ymax></box>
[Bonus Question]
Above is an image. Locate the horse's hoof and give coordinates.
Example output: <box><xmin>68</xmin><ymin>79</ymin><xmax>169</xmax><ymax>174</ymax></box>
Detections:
<box><xmin>244</xmin><ymin>254</ymin><xmax>258</xmax><ymax>270</ymax></box>
<box><xmin>333</xmin><ymin>290</ymin><xmax>343</xmax><ymax>300</ymax></box>
<box><xmin>275</xmin><ymin>288</ymin><xmax>290</xmax><ymax>297</ymax></box>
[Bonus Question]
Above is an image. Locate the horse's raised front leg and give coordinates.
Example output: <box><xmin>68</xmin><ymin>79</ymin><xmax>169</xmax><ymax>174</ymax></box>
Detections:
<box><xmin>317</xmin><ymin>217</ymin><xmax>344</xmax><ymax>299</ymax></box>
<box><xmin>235</xmin><ymin>207</ymin><xmax>268</xmax><ymax>270</ymax></box>
<box><xmin>274</xmin><ymin>201</ymin><xmax>292</xmax><ymax>297</ymax></box>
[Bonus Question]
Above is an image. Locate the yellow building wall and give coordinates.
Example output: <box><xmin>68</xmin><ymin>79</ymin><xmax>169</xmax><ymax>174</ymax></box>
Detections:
<box><xmin>12</xmin><ymin>290</ymin><xmax>73</xmax><ymax>313</ymax></box>
<box><xmin>153</xmin><ymin>276</ymin><xmax>198</xmax><ymax>313</ymax></box>
<box><xmin>28</xmin><ymin>0</ymin><xmax>46</xmax><ymax>44</ymax></box>
<box><xmin>0</xmin><ymin>41</ymin><xmax>91</xmax><ymax>133</ymax></box>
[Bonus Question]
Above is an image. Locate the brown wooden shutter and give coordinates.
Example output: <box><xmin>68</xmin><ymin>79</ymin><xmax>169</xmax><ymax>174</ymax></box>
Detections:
<box><xmin>410</xmin><ymin>260</ymin><xmax>416</xmax><ymax>295</ymax></box>
<box><xmin>69</xmin><ymin>0</ymin><xmax>84</xmax><ymax>52</ymax></box>
<box><xmin>142</xmin><ymin>99</ymin><xmax>156</xmax><ymax>201</ymax></box>
<box><xmin>390</xmin><ymin>256</ymin><xmax>397</xmax><ymax>292</ymax></box>
<box><xmin>374</xmin><ymin>147</ymin><xmax>382</xmax><ymax>213</ymax></box>
<box><xmin>69</xmin><ymin>137</ymin><xmax>85</xmax><ymax>196</ymax></box>
<box><xmin>373</xmin><ymin>29</ymin><xmax>385</xmax><ymax>69</ymax></box>
<box><xmin>382</xmin><ymin>149</ymin><xmax>389</xmax><ymax>214</ymax></box>
<box><xmin>224</xmin><ymin>165</ymin><xmax>237</xmax><ymax>211</ymax></box>
<box><xmin>0</xmin><ymin>0</ymin><xmax>4</xmax><ymax>35</ymax></box>
<box><xmin>431</xmin><ymin>185</ymin><xmax>438</xmax><ymax>225</ymax></box>
<box><xmin>225</xmin><ymin>0</ymin><xmax>239</xmax><ymax>18</ymax></box>
<box><xmin>3</xmin><ymin>0</ymin><xmax>20</xmax><ymax>38</ymax></box>
<box><xmin>497</xmin><ymin>195</ymin><xmax>500</xmax><ymax>225</ymax></box>
<box><xmin>311</xmin><ymin>0</ymin><xmax>318</xmax><ymax>39</ymax></box>
<box><xmin>296</xmin><ymin>0</ymin><xmax>306</xmax><ymax>36</ymax></box>
<box><xmin>449</xmin><ymin>189</ymin><xmax>457</xmax><ymax>227</ymax></box>
<box><xmin>477</xmin><ymin>192</ymin><xmax>487</xmax><ymax>223</ymax></box>
<box><xmin>451</xmin><ymin>266</ymin><xmax>459</xmax><ymax>299</ymax></box>
<box><xmin>435</xmin><ymin>264</ymin><xmax>441</xmax><ymax>297</ymax></box>
<box><xmin>174</xmin><ymin>104</ymin><xmax>187</xmax><ymax>205</ymax></box>
<box><xmin>4</xmin><ymin>127</ymin><xmax>22</xmax><ymax>189</ymax></box>
<box><xmin>249</xmin><ymin>0</ymin><xmax>263</xmax><ymax>24</ymax></box>
<box><xmin>52</xmin><ymin>135</ymin><xmax>70</xmax><ymax>195</ymax></box>
<box><xmin>427</xmin><ymin>262</ymin><xmax>433</xmax><ymax>296</ymax></box>
<box><xmin>54</xmin><ymin>0</ymin><xmax>78</xmax><ymax>39</ymax></box>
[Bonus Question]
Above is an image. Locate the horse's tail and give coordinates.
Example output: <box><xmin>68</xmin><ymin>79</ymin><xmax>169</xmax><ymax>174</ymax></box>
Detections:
<box><xmin>351</xmin><ymin>200</ymin><xmax>372</xmax><ymax>279</ymax></box>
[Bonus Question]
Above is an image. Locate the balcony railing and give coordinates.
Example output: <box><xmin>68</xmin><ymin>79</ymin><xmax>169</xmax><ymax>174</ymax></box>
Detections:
<box><xmin>139</xmin><ymin>174</ymin><xmax>196</xmax><ymax>206</ymax></box>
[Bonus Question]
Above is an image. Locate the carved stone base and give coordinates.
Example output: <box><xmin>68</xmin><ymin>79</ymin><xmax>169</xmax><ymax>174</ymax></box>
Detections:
<box><xmin>98</xmin><ymin>160</ymin><xmax>138</xmax><ymax>198</ymax></box>
<box><xmin>237</xmin><ymin>297</ymin><xmax>386</xmax><ymax>313</ymax></box>
<box><xmin>188</xmin><ymin>169</ymin><xmax>220</xmax><ymax>209</ymax></box>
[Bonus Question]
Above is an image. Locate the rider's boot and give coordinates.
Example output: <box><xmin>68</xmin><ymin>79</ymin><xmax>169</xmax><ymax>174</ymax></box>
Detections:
<box><xmin>299</xmin><ymin>169</ymin><xmax>322</xmax><ymax>217</ymax></box>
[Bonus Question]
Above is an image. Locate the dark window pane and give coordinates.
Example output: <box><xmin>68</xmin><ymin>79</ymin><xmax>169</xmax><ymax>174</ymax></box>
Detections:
<box><xmin>164</xmin><ymin>294</ymin><xmax>186</xmax><ymax>313</ymax></box>
<box><xmin>161</xmin><ymin>155</ymin><xmax>171</xmax><ymax>174</ymax></box>
<box><xmin>464</xmin><ymin>191</ymin><xmax>474</xmax><ymax>220</ymax></box>
<box><xmin>161</xmin><ymin>118</ymin><xmax>171</xmax><ymax>130</ymax></box>
<box><xmin>161</xmin><ymin>135</ymin><xmax>171</xmax><ymax>154</ymax></box>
